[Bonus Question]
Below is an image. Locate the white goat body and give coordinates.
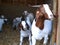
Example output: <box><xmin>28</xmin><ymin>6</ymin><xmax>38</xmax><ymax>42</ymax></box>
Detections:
<box><xmin>31</xmin><ymin>19</ymin><xmax>53</xmax><ymax>45</ymax></box>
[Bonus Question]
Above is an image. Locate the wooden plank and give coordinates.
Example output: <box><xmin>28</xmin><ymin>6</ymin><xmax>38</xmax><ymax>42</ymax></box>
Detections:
<box><xmin>56</xmin><ymin>0</ymin><xmax>60</xmax><ymax>45</ymax></box>
<box><xmin>51</xmin><ymin>0</ymin><xmax>57</xmax><ymax>45</ymax></box>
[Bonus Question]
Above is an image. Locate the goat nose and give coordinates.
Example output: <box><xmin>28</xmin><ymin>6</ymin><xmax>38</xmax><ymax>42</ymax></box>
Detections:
<box><xmin>50</xmin><ymin>15</ymin><xmax>54</xmax><ymax>18</ymax></box>
<box><xmin>49</xmin><ymin>15</ymin><xmax>54</xmax><ymax>20</ymax></box>
<box><xmin>50</xmin><ymin>15</ymin><xmax>53</xmax><ymax>17</ymax></box>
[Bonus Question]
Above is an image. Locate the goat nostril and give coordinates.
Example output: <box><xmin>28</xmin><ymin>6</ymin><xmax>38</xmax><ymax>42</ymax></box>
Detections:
<box><xmin>50</xmin><ymin>15</ymin><xmax>53</xmax><ymax>18</ymax></box>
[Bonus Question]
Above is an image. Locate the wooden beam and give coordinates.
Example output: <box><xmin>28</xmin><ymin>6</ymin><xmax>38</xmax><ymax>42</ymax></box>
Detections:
<box><xmin>53</xmin><ymin>0</ymin><xmax>57</xmax><ymax>15</ymax></box>
<box><xmin>51</xmin><ymin>0</ymin><xmax>57</xmax><ymax>45</ymax></box>
<box><xmin>56</xmin><ymin>0</ymin><xmax>60</xmax><ymax>45</ymax></box>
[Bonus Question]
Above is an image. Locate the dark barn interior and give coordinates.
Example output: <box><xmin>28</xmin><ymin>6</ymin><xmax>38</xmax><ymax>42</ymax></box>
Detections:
<box><xmin>0</xmin><ymin>0</ymin><xmax>57</xmax><ymax>45</ymax></box>
<box><xmin>0</xmin><ymin>0</ymin><xmax>53</xmax><ymax>19</ymax></box>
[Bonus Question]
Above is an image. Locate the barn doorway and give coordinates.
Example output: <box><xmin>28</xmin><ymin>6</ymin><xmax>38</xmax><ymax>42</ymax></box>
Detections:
<box><xmin>0</xmin><ymin>0</ymin><xmax>57</xmax><ymax>45</ymax></box>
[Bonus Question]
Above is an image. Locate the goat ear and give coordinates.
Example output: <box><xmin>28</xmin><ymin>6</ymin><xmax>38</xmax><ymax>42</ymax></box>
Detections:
<box><xmin>18</xmin><ymin>23</ymin><xmax>22</xmax><ymax>31</ymax></box>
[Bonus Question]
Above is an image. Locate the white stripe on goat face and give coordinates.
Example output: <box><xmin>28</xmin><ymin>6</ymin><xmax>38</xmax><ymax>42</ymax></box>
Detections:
<box><xmin>21</xmin><ymin>21</ymin><xmax>27</xmax><ymax>29</ymax></box>
<box><xmin>43</xmin><ymin>4</ymin><xmax>54</xmax><ymax>20</ymax></box>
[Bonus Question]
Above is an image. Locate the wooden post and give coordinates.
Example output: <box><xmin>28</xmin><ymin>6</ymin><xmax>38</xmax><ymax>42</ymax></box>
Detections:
<box><xmin>56</xmin><ymin>0</ymin><xmax>60</xmax><ymax>45</ymax></box>
<box><xmin>53</xmin><ymin>0</ymin><xmax>57</xmax><ymax>15</ymax></box>
<box><xmin>51</xmin><ymin>0</ymin><xmax>57</xmax><ymax>45</ymax></box>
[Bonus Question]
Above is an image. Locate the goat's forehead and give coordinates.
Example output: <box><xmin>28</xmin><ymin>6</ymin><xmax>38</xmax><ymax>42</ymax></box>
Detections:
<box><xmin>22</xmin><ymin>21</ymin><xmax>26</xmax><ymax>25</ymax></box>
<box><xmin>43</xmin><ymin>4</ymin><xmax>53</xmax><ymax>16</ymax></box>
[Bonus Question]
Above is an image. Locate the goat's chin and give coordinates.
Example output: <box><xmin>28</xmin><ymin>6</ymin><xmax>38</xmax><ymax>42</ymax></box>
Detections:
<box><xmin>48</xmin><ymin>17</ymin><xmax>54</xmax><ymax>20</ymax></box>
<box><xmin>51</xmin><ymin>19</ymin><xmax>54</xmax><ymax>20</ymax></box>
<box><xmin>49</xmin><ymin>16</ymin><xmax>54</xmax><ymax>20</ymax></box>
<box><xmin>50</xmin><ymin>18</ymin><xmax>54</xmax><ymax>20</ymax></box>
<box><xmin>23</xmin><ymin>28</ymin><xmax>27</xmax><ymax>30</ymax></box>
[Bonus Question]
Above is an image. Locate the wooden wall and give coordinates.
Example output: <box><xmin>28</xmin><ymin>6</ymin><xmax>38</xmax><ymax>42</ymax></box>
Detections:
<box><xmin>1</xmin><ymin>0</ymin><xmax>52</xmax><ymax>5</ymax></box>
<box><xmin>1</xmin><ymin>0</ymin><xmax>43</xmax><ymax>5</ymax></box>
<box><xmin>56</xmin><ymin>0</ymin><xmax>60</xmax><ymax>45</ymax></box>
<box><xmin>0</xmin><ymin>0</ymin><xmax>53</xmax><ymax>18</ymax></box>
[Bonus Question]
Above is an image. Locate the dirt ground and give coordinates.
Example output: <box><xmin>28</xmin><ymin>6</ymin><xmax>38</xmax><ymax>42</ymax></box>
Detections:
<box><xmin>0</xmin><ymin>24</ymin><xmax>51</xmax><ymax>45</ymax></box>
